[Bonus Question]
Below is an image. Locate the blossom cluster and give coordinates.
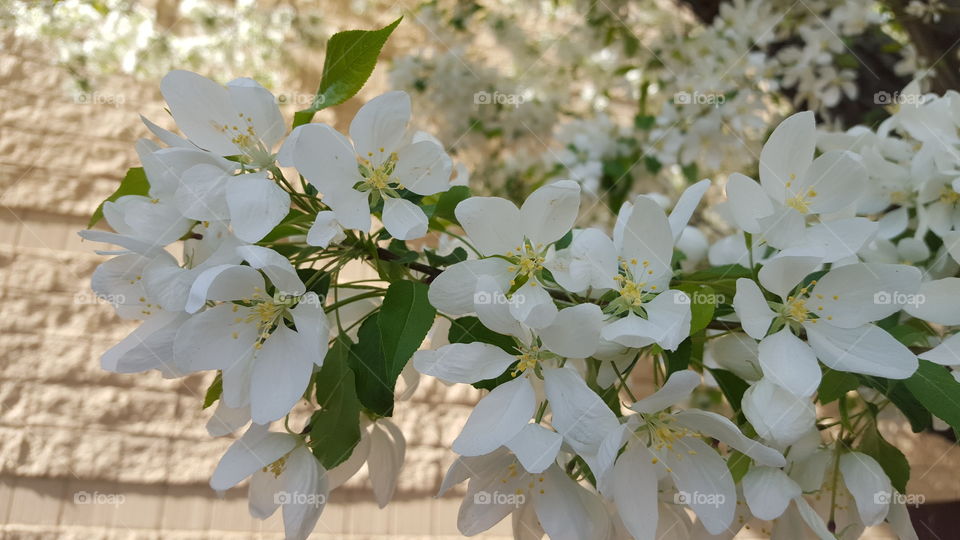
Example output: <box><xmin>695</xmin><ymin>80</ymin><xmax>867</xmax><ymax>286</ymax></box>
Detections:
<box><xmin>80</xmin><ymin>27</ymin><xmax>959</xmax><ymax>540</ymax></box>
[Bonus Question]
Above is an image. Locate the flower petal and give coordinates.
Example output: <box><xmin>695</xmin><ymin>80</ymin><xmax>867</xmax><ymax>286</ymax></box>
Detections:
<box><xmin>508</xmin><ymin>280</ymin><xmax>558</xmax><ymax>329</ymax></box>
<box><xmin>620</xmin><ymin>195</ymin><xmax>674</xmax><ymax>291</ymax></box>
<box><xmin>249</xmin><ymin>325</ymin><xmax>316</xmax><ymax>424</ymax></box>
<box><xmin>630</xmin><ymin>369</ymin><xmax>700</xmax><ymax>413</ymax></box>
<box><xmin>382</xmin><ymin>197</ymin><xmax>428</xmax><ymax>240</ymax></box>
<box><xmin>160</xmin><ymin>70</ymin><xmax>238</xmax><ymax>155</ymax></box>
<box><xmin>413</xmin><ymin>342</ymin><xmax>516</xmax><ymax>384</ymax></box>
<box><xmin>758</xmin><ymin>254</ymin><xmax>821</xmax><ymax>300</ymax></box>
<box><xmin>801</xmin><ymin>151</ymin><xmax>867</xmax><ymax>215</ymax></box>
<box><xmin>350</xmin><ymin>91</ymin><xmax>411</xmax><ymax>166</ymax></box>
<box><xmin>671</xmin><ymin>410</ymin><xmax>785</xmax><ymax>467</ymax></box>
<box><xmin>226</xmin><ymin>173</ymin><xmax>291</xmax><ymax>242</ymax></box>
<box><xmin>741</xmin><ymin>378</ymin><xmax>815</xmax><ymax>446</ymax></box>
<box><xmin>237</xmin><ymin>245</ymin><xmax>306</xmax><ymax>297</ymax></box>
<box><xmin>612</xmin><ymin>444</ymin><xmax>659</xmax><ymax>540</ymax></box>
<box><xmin>726</xmin><ymin>173</ymin><xmax>774</xmax><ymax>233</ymax></box>
<box><xmin>505</xmin><ymin>423</ymin><xmax>562</xmax><ymax>474</ymax></box>
<box><xmin>306</xmin><ymin>211</ymin><xmax>346</xmax><ymax>248</ymax></box>
<box><xmin>452</xmin><ymin>377</ymin><xmax>536</xmax><ymax>456</ymax></box>
<box><xmin>281</xmin><ymin>123</ymin><xmax>361</xmax><ymax>194</ymax></box>
<box><xmin>804</xmin><ymin>322</ymin><xmax>917</xmax><ymax>379</ymax></box>
<box><xmin>811</xmin><ymin>263</ymin><xmax>921</xmax><ymax>328</ymax></box>
<box><xmin>759</xmin><ymin>111</ymin><xmax>815</xmax><ymax>205</ymax></box>
<box><xmin>539</xmin><ymin>303</ymin><xmax>602</xmax><ymax>358</ymax></box>
<box><xmin>428</xmin><ymin>258</ymin><xmax>512</xmax><ymax>315</ymax></box>
<box><xmin>733</xmin><ymin>278</ymin><xmax>775</xmax><ymax>339</ymax></box>
<box><xmin>456</xmin><ymin>196</ymin><xmax>524</xmax><ymax>255</ymax></box>
<box><xmin>742</xmin><ymin>466</ymin><xmax>801</xmax><ymax>520</ymax></box>
<box><xmin>758</xmin><ymin>328</ymin><xmax>822</xmax><ymax>397</ymax></box>
<box><xmin>394</xmin><ymin>140</ymin><xmax>452</xmax><ymax>196</ymax></box>
<box><xmin>175</xmin><ymin>303</ymin><xmax>259</xmax><ymax>371</ymax></box>
<box><xmin>542</xmin><ymin>367</ymin><xmax>619</xmax><ymax>455</ymax></box>
<box><xmin>519</xmin><ymin>180</ymin><xmax>581</xmax><ymax>246</ymax></box>
<box><xmin>905</xmin><ymin>277</ymin><xmax>960</xmax><ymax>325</ymax></box>
<box><xmin>210</xmin><ymin>426</ymin><xmax>296</xmax><ymax>491</ymax></box>
<box><xmin>657</xmin><ymin>437</ymin><xmax>736</xmax><ymax>535</ymax></box>
<box><xmin>839</xmin><ymin>451</ymin><xmax>891</xmax><ymax>527</ymax></box>
<box><xmin>669</xmin><ymin>179</ymin><xmax>711</xmax><ymax>242</ymax></box>
<box><xmin>226</xmin><ymin>77</ymin><xmax>285</xmax><ymax>149</ymax></box>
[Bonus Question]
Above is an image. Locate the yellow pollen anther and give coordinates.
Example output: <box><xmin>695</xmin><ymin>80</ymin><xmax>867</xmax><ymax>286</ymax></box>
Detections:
<box><xmin>785</xmin><ymin>194</ymin><xmax>810</xmax><ymax>214</ymax></box>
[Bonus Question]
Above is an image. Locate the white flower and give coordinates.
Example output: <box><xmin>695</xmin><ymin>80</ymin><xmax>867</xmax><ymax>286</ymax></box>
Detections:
<box><xmin>159</xmin><ymin>70</ymin><xmax>285</xmax><ymax>167</ymax></box>
<box><xmin>413</xmin><ymin>303</ymin><xmax>603</xmax><ymax>470</ymax></box>
<box><xmin>280</xmin><ymin>91</ymin><xmax>453</xmax><ymax>240</ymax></box>
<box><xmin>174</xmin><ymin>162</ymin><xmax>290</xmax><ymax>243</ymax></box>
<box><xmin>427</xmin><ymin>180</ymin><xmax>582</xmax><ymax>328</ymax></box>
<box><xmin>741</xmin><ymin>377</ymin><xmax>817</xmax><ymax>446</ymax></box>
<box><xmin>601</xmin><ymin>370</ymin><xmax>784</xmax><ymax>537</ymax></box>
<box><xmin>174</xmin><ymin>246</ymin><xmax>328</xmax><ymax>424</ymax></box>
<box><xmin>601</xmin><ymin>195</ymin><xmax>698</xmax><ymax>351</ymax></box>
<box><xmin>905</xmin><ymin>277</ymin><xmax>960</xmax><ymax>325</ymax></box>
<box><xmin>733</xmin><ymin>260</ymin><xmax>921</xmax><ymax>386</ymax></box>
<box><xmin>726</xmin><ymin>111</ymin><xmax>867</xmax><ymax>251</ymax></box>
<box><xmin>210</xmin><ymin>425</ymin><xmax>328</xmax><ymax>540</ymax></box>
<box><xmin>438</xmin><ymin>448</ymin><xmax>610</xmax><ymax>539</ymax></box>
<box><xmin>326</xmin><ymin>417</ymin><xmax>406</xmax><ymax>508</ymax></box>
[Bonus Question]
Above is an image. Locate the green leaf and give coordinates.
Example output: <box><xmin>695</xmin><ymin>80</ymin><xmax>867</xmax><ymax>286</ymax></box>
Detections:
<box><xmin>430</xmin><ymin>185</ymin><xmax>471</xmax><ymax>226</ymax></box>
<box><xmin>859</xmin><ymin>425</ymin><xmax>910</xmax><ymax>494</ymax></box>
<box><xmin>296</xmin><ymin>268</ymin><xmax>332</xmax><ymax>299</ymax></box>
<box><xmin>727</xmin><ymin>450</ymin><xmax>751</xmax><ymax>483</ymax></box>
<box><xmin>664</xmin><ymin>339</ymin><xmax>691</xmax><ymax>375</ymax></box>
<box><xmin>680</xmin><ymin>265</ymin><xmax>752</xmax><ymax>282</ymax></box>
<box><xmin>681</xmin><ymin>162</ymin><xmax>699</xmax><ymax>184</ymax></box>
<box><xmin>311</xmin><ymin>336</ymin><xmax>363</xmax><ymax>468</ymax></box>
<box><xmin>554</xmin><ymin>230</ymin><xmax>574</xmax><ymax>250</ymax></box>
<box><xmin>448</xmin><ymin>316</ymin><xmax>519</xmax><ymax>391</ymax></box>
<box><xmin>904</xmin><ymin>359</ymin><xmax>960</xmax><ymax>433</ymax></box>
<box><xmin>634</xmin><ymin>114</ymin><xmax>656</xmax><ymax>130</ymax></box>
<box><xmin>859</xmin><ymin>375</ymin><xmax>932</xmax><ymax>432</ymax></box>
<box><xmin>379</xmin><ymin>280</ymin><xmax>436</xmax><ymax>379</ymax></box>
<box><xmin>709</xmin><ymin>368</ymin><xmax>750</xmax><ymax>422</ymax></box>
<box><xmin>202</xmin><ymin>372</ymin><xmax>222</xmax><ymax>409</ymax></box>
<box><xmin>349</xmin><ymin>314</ymin><xmax>394</xmax><ymax>416</ymax></box>
<box><xmin>260</xmin><ymin>208</ymin><xmax>311</xmax><ymax>242</ymax></box>
<box><xmin>386</xmin><ymin>239</ymin><xmax>419</xmax><ymax>264</ymax></box>
<box><xmin>293</xmin><ymin>17</ymin><xmax>402</xmax><ymax>127</ymax></box>
<box><xmin>425</xmin><ymin>247</ymin><xmax>468</xmax><ymax>268</ymax></box>
<box><xmin>674</xmin><ymin>284</ymin><xmax>717</xmax><ymax>334</ymax></box>
<box><xmin>817</xmin><ymin>370</ymin><xmax>859</xmax><ymax>404</ymax></box>
<box><xmin>88</xmin><ymin>167</ymin><xmax>150</xmax><ymax>228</ymax></box>
<box><xmin>585</xmin><ymin>358</ymin><xmax>621</xmax><ymax>416</ymax></box>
